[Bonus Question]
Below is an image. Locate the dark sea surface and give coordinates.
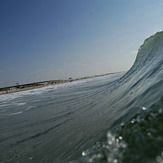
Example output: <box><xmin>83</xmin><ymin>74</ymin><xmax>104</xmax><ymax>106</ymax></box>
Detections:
<box><xmin>0</xmin><ymin>32</ymin><xmax>163</xmax><ymax>163</ymax></box>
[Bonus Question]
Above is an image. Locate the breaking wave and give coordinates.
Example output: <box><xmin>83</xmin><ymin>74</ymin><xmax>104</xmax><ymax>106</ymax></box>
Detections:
<box><xmin>0</xmin><ymin>32</ymin><xmax>163</xmax><ymax>163</ymax></box>
<box><xmin>73</xmin><ymin>31</ymin><xmax>163</xmax><ymax>163</ymax></box>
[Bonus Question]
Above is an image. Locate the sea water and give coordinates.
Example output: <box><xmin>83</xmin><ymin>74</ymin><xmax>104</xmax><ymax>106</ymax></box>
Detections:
<box><xmin>0</xmin><ymin>74</ymin><xmax>123</xmax><ymax>163</ymax></box>
<box><xmin>0</xmin><ymin>31</ymin><xmax>163</xmax><ymax>163</ymax></box>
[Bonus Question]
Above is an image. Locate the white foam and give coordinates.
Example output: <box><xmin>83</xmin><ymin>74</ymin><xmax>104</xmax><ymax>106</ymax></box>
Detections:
<box><xmin>9</xmin><ymin>111</ymin><xmax>23</xmax><ymax>115</ymax></box>
<box><xmin>24</xmin><ymin>106</ymin><xmax>35</xmax><ymax>111</ymax></box>
<box><xmin>15</xmin><ymin>102</ymin><xmax>26</xmax><ymax>106</ymax></box>
<box><xmin>0</xmin><ymin>106</ymin><xmax>36</xmax><ymax>117</ymax></box>
<box><xmin>0</xmin><ymin>81</ymin><xmax>86</xmax><ymax>102</ymax></box>
<box><xmin>0</xmin><ymin>75</ymin><xmax>118</xmax><ymax>103</ymax></box>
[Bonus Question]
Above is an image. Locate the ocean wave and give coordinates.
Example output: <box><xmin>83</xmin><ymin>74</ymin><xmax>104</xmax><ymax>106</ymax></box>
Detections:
<box><xmin>71</xmin><ymin>31</ymin><xmax>163</xmax><ymax>163</ymax></box>
<box><xmin>73</xmin><ymin>104</ymin><xmax>163</xmax><ymax>163</ymax></box>
<box><xmin>0</xmin><ymin>32</ymin><xmax>163</xmax><ymax>163</ymax></box>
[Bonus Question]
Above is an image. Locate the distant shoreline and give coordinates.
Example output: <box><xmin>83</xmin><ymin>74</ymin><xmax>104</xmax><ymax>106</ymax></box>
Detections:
<box><xmin>0</xmin><ymin>72</ymin><xmax>120</xmax><ymax>95</ymax></box>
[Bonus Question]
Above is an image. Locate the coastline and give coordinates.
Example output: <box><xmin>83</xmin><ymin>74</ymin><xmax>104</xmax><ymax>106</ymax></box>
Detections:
<box><xmin>0</xmin><ymin>72</ymin><xmax>119</xmax><ymax>95</ymax></box>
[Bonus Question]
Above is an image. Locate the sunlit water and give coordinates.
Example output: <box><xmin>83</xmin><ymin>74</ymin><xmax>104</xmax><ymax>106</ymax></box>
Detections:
<box><xmin>0</xmin><ymin>32</ymin><xmax>163</xmax><ymax>163</ymax></box>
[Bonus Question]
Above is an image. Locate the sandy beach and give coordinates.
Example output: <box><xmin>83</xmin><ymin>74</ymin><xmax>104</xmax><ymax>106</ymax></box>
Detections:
<box><xmin>0</xmin><ymin>73</ymin><xmax>117</xmax><ymax>95</ymax></box>
<box><xmin>0</xmin><ymin>80</ymin><xmax>69</xmax><ymax>95</ymax></box>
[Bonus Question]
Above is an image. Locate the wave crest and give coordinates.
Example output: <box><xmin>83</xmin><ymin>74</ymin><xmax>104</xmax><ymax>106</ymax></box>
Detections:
<box><xmin>132</xmin><ymin>31</ymin><xmax>163</xmax><ymax>69</ymax></box>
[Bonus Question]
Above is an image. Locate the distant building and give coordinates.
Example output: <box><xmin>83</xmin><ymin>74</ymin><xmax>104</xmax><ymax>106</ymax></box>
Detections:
<box><xmin>68</xmin><ymin>77</ymin><xmax>73</xmax><ymax>82</ymax></box>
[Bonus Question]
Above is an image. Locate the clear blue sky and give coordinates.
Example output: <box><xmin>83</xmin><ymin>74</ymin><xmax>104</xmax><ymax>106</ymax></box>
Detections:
<box><xmin>1</xmin><ymin>0</ymin><xmax>163</xmax><ymax>87</ymax></box>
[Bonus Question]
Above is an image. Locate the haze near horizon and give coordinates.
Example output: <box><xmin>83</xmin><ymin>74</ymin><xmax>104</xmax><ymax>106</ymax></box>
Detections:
<box><xmin>1</xmin><ymin>0</ymin><xmax>163</xmax><ymax>87</ymax></box>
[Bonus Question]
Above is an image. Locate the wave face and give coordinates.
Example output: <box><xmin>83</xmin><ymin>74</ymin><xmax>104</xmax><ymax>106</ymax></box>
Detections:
<box><xmin>73</xmin><ymin>31</ymin><xmax>163</xmax><ymax>163</ymax></box>
<box><xmin>0</xmin><ymin>32</ymin><xmax>163</xmax><ymax>163</ymax></box>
